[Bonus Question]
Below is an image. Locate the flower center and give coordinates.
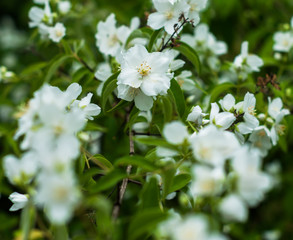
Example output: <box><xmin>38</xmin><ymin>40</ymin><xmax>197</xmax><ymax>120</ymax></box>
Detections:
<box><xmin>247</xmin><ymin>106</ymin><xmax>256</xmax><ymax>115</ymax></box>
<box><xmin>137</xmin><ymin>61</ymin><xmax>151</xmax><ymax>76</ymax></box>
<box><xmin>108</xmin><ymin>34</ymin><xmax>119</xmax><ymax>47</ymax></box>
<box><xmin>55</xmin><ymin>29</ymin><xmax>63</xmax><ymax>38</ymax></box>
<box><xmin>165</xmin><ymin>11</ymin><xmax>174</xmax><ymax>20</ymax></box>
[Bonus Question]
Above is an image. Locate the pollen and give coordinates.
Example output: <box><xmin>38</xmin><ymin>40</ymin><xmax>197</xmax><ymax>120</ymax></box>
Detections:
<box><xmin>137</xmin><ymin>61</ymin><xmax>151</xmax><ymax>76</ymax></box>
<box><xmin>247</xmin><ymin>106</ymin><xmax>256</xmax><ymax>115</ymax></box>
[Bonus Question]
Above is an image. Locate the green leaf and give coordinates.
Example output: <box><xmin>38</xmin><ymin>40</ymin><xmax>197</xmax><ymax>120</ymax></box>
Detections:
<box><xmin>169</xmin><ymin>78</ymin><xmax>186</xmax><ymax>118</ymax></box>
<box><xmin>20</xmin><ymin>62</ymin><xmax>48</xmax><ymax>76</ymax></box>
<box><xmin>175</xmin><ymin>41</ymin><xmax>201</xmax><ymax>74</ymax></box>
<box><xmin>90</xmin><ymin>169</ymin><xmax>127</xmax><ymax>193</ymax></box>
<box><xmin>101</xmin><ymin>71</ymin><xmax>120</xmax><ymax>111</ymax></box>
<box><xmin>160</xmin><ymin>95</ymin><xmax>173</xmax><ymax>122</ymax></box>
<box><xmin>128</xmin><ymin>208</ymin><xmax>168</xmax><ymax>240</ymax></box>
<box><xmin>91</xmin><ymin>154</ymin><xmax>113</xmax><ymax>170</ymax></box>
<box><xmin>44</xmin><ymin>54</ymin><xmax>73</xmax><ymax>83</ymax></box>
<box><xmin>115</xmin><ymin>155</ymin><xmax>156</xmax><ymax>171</ymax></box>
<box><xmin>209</xmin><ymin>82</ymin><xmax>236</xmax><ymax>103</ymax></box>
<box><xmin>61</xmin><ymin>39</ymin><xmax>72</xmax><ymax>55</ymax></box>
<box><xmin>139</xmin><ymin>177</ymin><xmax>160</xmax><ymax>209</ymax></box>
<box><xmin>134</xmin><ymin>136</ymin><xmax>175</xmax><ymax>149</ymax></box>
<box><xmin>125</xmin><ymin>29</ymin><xmax>151</xmax><ymax>47</ymax></box>
<box><xmin>161</xmin><ymin>167</ymin><xmax>177</xmax><ymax>199</ymax></box>
<box><xmin>148</xmin><ymin>29</ymin><xmax>162</xmax><ymax>52</ymax></box>
<box><xmin>124</xmin><ymin>106</ymin><xmax>139</xmax><ymax>132</ymax></box>
<box><xmin>169</xmin><ymin>174</ymin><xmax>191</xmax><ymax>194</ymax></box>
<box><xmin>107</xmin><ymin>100</ymin><xmax>130</xmax><ymax>113</ymax></box>
<box><xmin>72</xmin><ymin>67</ymin><xmax>90</xmax><ymax>83</ymax></box>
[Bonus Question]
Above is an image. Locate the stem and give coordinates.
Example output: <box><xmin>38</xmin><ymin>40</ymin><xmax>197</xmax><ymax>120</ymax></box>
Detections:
<box><xmin>73</xmin><ymin>53</ymin><xmax>100</xmax><ymax>81</ymax></box>
<box><xmin>112</xmin><ymin>108</ymin><xmax>135</xmax><ymax>220</ymax></box>
<box><xmin>160</xmin><ymin>17</ymin><xmax>189</xmax><ymax>52</ymax></box>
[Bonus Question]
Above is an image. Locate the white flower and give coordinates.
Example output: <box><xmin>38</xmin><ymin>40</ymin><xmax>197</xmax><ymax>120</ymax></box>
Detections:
<box><xmin>232</xmin><ymin>145</ymin><xmax>272</xmax><ymax>206</ymax></box>
<box><xmin>210</xmin><ymin>102</ymin><xmax>236</xmax><ymax>129</ymax></box>
<box><xmin>35</xmin><ymin>170</ymin><xmax>80</xmax><ymax>224</ymax></box>
<box><xmin>219</xmin><ymin>93</ymin><xmax>235</xmax><ymax>112</ymax></box>
<box><xmin>236</xmin><ymin>92</ymin><xmax>259</xmax><ymax>134</ymax></box>
<box><xmin>273</xmin><ymin>32</ymin><xmax>293</xmax><ymax>52</ymax></box>
<box><xmin>95</xmin><ymin>14</ymin><xmax>131</xmax><ymax>57</ymax></box>
<box><xmin>233</xmin><ymin>41</ymin><xmax>263</xmax><ymax>74</ymax></box>
<box><xmin>147</xmin><ymin>0</ymin><xmax>190</xmax><ymax>35</ymax></box>
<box><xmin>268</xmin><ymin>97</ymin><xmax>290</xmax><ymax>120</ymax></box>
<box><xmin>58</xmin><ymin>1</ymin><xmax>71</xmax><ymax>14</ymax></box>
<box><xmin>190</xmin><ymin>165</ymin><xmax>224</xmax><ymax>197</ymax></box>
<box><xmin>71</xmin><ymin>93</ymin><xmax>101</xmax><ymax>120</ymax></box>
<box><xmin>163</xmin><ymin>121</ymin><xmax>189</xmax><ymax>145</ymax></box>
<box><xmin>117</xmin><ymin>84</ymin><xmax>154</xmax><ymax>111</ymax></box>
<box><xmin>219</xmin><ymin>194</ymin><xmax>248</xmax><ymax>222</ymax></box>
<box><xmin>175</xmin><ymin>70</ymin><xmax>197</xmax><ymax>92</ymax></box>
<box><xmin>187</xmin><ymin>105</ymin><xmax>207</xmax><ymax>125</ymax></box>
<box><xmin>189</xmin><ymin>125</ymin><xmax>240</xmax><ymax>167</ymax></box>
<box><xmin>95</xmin><ymin>62</ymin><xmax>112</xmax><ymax>96</ymax></box>
<box><xmin>186</xmin><ymin>0</ymin><xmax>208</xmax><ymax>21</ymax></box>
<box><xmin>117</xmin><ymin>45</ymin><xmax>172</xmax><ymax>110</ymax></box>
<box><xmin>48</xmin><ymin>22</ymin><xmax>66</xmax><ymax>43</ymax></box>
<box><xmin>249</xmin><ymin>126</ymin><xmax>272</xmax><ymax>156</ymax></box>
<box><xmin>172</xmin><ymin>215</ymin><xmax>210</xmax><ymax>240</ymax></box>
<box><xmin>182</xmin><ymin>23</ymin><xmax>227</xmax><ymax>56</ymax></box>
<box><xmin>3</xmin><ymin>153</ymin><xmax>38</xmax><ymax>186</ymax></box>
<box><xmin>9</xmin><ymin>192</ymin><xmax>28</xmax><ymax>211</ymax></box>
<box><xmin>28</xmin><ymin>1</ymin><xmax>52</xmax><ymax>28</ymax></box>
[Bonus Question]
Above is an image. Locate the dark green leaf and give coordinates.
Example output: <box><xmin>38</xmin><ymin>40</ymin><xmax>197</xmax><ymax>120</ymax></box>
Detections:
<box><xmin>90</xmin><ymin>169</ymin><xmax>127</xmax><ymax>193</ymax></box>
<box><xmin>101</xmin><ymin>71</ymin><xmax>120</xmax><ymax>111</ymax></box>
<box><xmin>128</xmin><ymin>208</ymin><xmax>168</xmax><ymax>240</ymax></box>
<box><xmin>175</xmin><ymin>41</ymin><xmax>201</xmax><ymax>74</ymax></box>
<box><xmin>115</xmin><ymin>155</ymin><xmax>156</xmax><ymax>171</ymax></box>
<box><xmin>169</xmin><ymin>78</ymin><xmax>186</xmax><ymax>118</ymax></box>
<box><xmin>148</xmin><ymin>29</ymin><xmax>162</xmax><ymax>52</ymax></box>
<box><xmin>44</xmin><ymin>54</ymin><xmax>73</xmax><ymax>83</ymax></box>
<box><xmin>139</xmin><ymin>177</ymin><xmax>160</xmax><ymax>209</ymax></box>
<box><xmin>169</xmin><ymin>174</ymin><xmax>191</xmax><ymax>194</ymax></box>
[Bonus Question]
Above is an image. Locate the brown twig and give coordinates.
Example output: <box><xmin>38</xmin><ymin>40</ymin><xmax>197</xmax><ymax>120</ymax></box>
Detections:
<box><xmin>112</xmin><ymin>107</ymin><xmax>135</xmax><ymax>220</ymax></box>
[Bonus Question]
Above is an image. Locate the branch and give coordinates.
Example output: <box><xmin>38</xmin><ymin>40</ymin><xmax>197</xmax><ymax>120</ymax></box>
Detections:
<box><xmin>160</xmin><ymin>14</ymin><xmax>191</xmax><ymax>52</ymax></box>
<box><xmin>112</xmin><ymin>107</ymin><xmax>135</xmax><ymax>220</ymax></box>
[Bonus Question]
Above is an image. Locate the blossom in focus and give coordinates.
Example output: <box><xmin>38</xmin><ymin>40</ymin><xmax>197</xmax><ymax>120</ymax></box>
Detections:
<box><xmin>117</xmin><ymin>45</ymin><xmax>172</xmax><ymax>110</ymax></box>
<box><xmin>236</xmin><ymin>92</ymin><xmax>259</xmax><ymax>134</ymax></box>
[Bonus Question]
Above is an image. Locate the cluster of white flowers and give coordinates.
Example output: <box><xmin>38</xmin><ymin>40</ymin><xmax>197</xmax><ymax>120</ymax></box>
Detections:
<box><xmin>273</xmin><ymin>17</ymin><xmax>293</xmax><ymax>55</ymax></box>
<box><xmin>28</xmin><ymin>0</ymin><xmax>71</xmax><ymax>42</ymax></box>
<box><xmin>158</xmin><ymin>93</ymin><xmax>289</xmax><ymax>228</ymax></box>
<box><xmin>3</xmin><ymin>83</ymin><xmax>100</xmax><ymax>224</ymax></box>
<box><xmin>187</xmin><ymin>92</ymin><xmax>289</xmax><ymax>154</ymax></box>
<box><xmin>182</xmin><ymin>23</ymin><xmax>227</xmax><ymax>70</ymax></box>
<box><xmin>148</xmin><ymin>0</ymin><xmax>208</xmax><ymax>35</ymax></box>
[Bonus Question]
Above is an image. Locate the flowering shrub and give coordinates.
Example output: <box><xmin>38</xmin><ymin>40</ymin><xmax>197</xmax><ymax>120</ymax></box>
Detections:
<box><xmin>0</xmin><ymin>0</ymin><xmax>293</xmax><ymax>239</ymax></box>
